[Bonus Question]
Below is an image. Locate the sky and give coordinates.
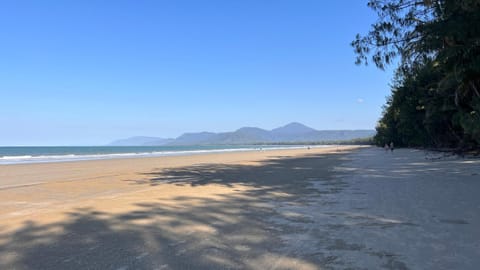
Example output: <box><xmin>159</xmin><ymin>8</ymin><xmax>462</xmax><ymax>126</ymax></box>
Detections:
<box><xmin>0</xmin><ymin>0</ymin><xmax>395</xmax><ymax>146</ymax></box>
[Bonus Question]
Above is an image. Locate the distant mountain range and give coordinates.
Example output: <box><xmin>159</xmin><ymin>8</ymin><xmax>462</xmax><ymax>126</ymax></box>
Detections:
<box><xmin>108</xmin><ymin>122</ymin><xmax>375</xmax><ymax>146</ymax></box>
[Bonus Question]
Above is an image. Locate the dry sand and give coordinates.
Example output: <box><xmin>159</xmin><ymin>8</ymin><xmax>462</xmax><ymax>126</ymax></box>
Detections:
<box><xmin>0</xmin><ymin>146</ymin><xmax>479</xmax><ymax>269</ymax></box>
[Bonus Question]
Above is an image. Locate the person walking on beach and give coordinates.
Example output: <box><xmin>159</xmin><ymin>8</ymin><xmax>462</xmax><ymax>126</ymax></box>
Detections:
<box><xmin>390</xmin><ymin>142</ymin><xmax>394</xmax><ymax>153</ymax></box>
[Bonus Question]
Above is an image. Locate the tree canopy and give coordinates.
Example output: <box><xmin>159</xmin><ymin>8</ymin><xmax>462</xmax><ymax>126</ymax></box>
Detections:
<box><xmin>353</xmin><ymin>0</ymin><xmax>480</xmax><ymax>149</ymax></box>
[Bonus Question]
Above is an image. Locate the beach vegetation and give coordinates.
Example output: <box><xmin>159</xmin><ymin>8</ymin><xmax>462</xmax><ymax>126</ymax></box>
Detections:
<box><xmin>353</xmin><ymin>0</ymin><xmax>480</xmax><ymax>150</ymax></box>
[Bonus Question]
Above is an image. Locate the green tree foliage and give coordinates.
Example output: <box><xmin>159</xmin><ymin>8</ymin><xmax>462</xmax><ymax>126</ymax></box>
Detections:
<box><xmin>353</xmin><ymin>0</ymin><xmax>480</xmax><ymax>149</ymax></box>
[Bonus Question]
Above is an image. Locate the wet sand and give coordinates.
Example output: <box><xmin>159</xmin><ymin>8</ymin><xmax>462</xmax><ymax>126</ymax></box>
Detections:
<box><xmin>0</xmin><ymin>146</ymin><xmax>479</xmax><ymax>269</ymax></box>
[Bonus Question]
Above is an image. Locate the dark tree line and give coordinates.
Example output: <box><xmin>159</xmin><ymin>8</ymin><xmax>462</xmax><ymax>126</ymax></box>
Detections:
<box><xmin>353</xmin><ymin>0</ymin><xmax>480</xmax><ymax>149</ymax></box>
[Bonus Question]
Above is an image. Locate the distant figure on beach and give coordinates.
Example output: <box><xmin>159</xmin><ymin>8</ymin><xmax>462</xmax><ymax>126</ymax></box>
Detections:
<box><xmin>384</xmin><ymin>143</ymin><xmax>389</xmax><ymax>152</ymax></box>
<box><xmin>390</xmin><ymin>142</ymin><xmax>394</xmax><ymax>152</ymax></box>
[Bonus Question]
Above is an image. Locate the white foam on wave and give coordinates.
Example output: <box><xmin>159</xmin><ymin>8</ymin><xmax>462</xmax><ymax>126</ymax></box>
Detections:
<box><xmin>1</xmin><ymin>155</ymin><xmax>33</xmax><ymax>160</ymax></box>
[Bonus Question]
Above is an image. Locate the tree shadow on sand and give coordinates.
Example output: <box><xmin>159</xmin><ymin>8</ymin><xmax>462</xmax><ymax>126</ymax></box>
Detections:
<box><xmin>0</xmin><ymin>151</ymin><xmax>354</xmax><ymax>270</ymax></box>
<box><xmin>131</xmin><ymin>152</ymin><xmax>350</xmax><ymax>192</ymax></box>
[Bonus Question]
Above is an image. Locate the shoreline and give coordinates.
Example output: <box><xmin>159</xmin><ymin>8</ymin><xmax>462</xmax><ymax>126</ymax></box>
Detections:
<box><xmin>0</xmin><ymin>145</ymin><xmax>336</xmax><ymax>165</ymax></box>
<box><xmin>0</xmin><ymin>145</ymin><xmax>360</xmax><ymax>189</ymax></box>
<box><xmin>0</xmin><ymin>146</ymin><xmax>361</xmax><ymax>220</ymax></box>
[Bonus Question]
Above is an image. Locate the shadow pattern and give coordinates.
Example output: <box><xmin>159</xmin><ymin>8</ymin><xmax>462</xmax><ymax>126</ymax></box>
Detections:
<box><xmin>0</xmin><ymin>152</ymin><xmax>352</xmax><ymax>270</ymax></box>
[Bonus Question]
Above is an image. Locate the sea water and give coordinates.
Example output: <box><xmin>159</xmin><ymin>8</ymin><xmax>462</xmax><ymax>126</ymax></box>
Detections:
<box><xmin>0</xmin><ymin>145</ymin><xmax>320</xmax><ymax>165</ymax></box>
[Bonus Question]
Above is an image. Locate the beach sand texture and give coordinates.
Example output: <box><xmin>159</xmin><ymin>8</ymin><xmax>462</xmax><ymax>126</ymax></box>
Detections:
<box><xmin>0</xmin><ymin>146</ymin><xmax>479</xmax><ymax>269</ymax></box>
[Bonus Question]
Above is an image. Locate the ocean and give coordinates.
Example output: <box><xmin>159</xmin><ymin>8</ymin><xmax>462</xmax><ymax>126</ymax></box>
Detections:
<box><xmin>0</xmin><ymin>145</ymin><xmax>317</xmax><ymax>165</ymax></box>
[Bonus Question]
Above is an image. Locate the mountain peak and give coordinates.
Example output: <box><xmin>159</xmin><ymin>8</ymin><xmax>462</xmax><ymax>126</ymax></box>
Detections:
<box><xmin>272</xmin><ymin>122</ymin><xmax>317</xmax><ymax>134</ymax></box>
<box><xmin>285</xmin><ymin>122</ymin><xmax>311</xmax><ymax>128</ymax></box>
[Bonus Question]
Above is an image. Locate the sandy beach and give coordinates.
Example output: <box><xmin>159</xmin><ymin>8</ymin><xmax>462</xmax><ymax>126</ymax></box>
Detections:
<box><xmin>0</xmin><ymin>146</ymin><xmax>479</xmax><ymax>269</ymax></box>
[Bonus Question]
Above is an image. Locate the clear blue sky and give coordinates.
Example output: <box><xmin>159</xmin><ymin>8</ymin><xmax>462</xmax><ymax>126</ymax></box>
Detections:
<box><xmin>0</xmin><ymin>0</ymin><xmax>394</xmax><ymax>146</ymax></box>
